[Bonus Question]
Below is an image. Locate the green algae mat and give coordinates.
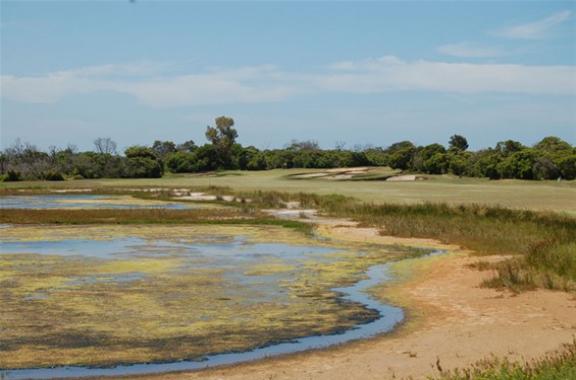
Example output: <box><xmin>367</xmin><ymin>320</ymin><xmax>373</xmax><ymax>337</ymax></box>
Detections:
<box><xmin>0</xmin><ymin>224</ymin><xmax>430</xmax><ymax>370</ymax></box>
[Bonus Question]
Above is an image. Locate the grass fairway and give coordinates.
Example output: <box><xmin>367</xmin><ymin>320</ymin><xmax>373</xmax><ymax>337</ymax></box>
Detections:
<box><xmin>2</xmin><ymin>168</ymin><xmax>575</xmax><ymax>214</ymax></box>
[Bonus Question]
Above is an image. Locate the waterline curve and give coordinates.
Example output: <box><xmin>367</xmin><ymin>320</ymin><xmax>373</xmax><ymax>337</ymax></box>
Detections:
<box><xmin>1</xmin><ymin>250</ymin><xmax>443</xmax><ymax>380</ymax></box>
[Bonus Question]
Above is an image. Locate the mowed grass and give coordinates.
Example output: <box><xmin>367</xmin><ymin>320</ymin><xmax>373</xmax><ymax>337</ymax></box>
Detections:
<box><xmin>2</xmin><ymin>168</ymin><xmax>575</xmax><ymax>214</ymax></box>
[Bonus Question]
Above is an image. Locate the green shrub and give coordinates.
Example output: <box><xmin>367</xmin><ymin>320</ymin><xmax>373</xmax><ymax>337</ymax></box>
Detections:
<box><xmin>2</xmin><ymin>170</ymin><xmax>21</xmax><ymax>182</ymax></box>
<box><xmin>432</xmin><ymin>340</ymin><xmax>576</xmax><ymax>379</ymax></box>
<box><xmin>44</xmin><ymin>171</ymin><xmax>65</xmax><ymax>181</ymax></box>
<box><xmin>124</xmin><ymin>157</ymin><xmax>163</xmax><ymax>178</ymax></box>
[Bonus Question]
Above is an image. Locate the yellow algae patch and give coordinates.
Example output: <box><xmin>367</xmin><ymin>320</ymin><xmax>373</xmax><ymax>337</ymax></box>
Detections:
<box><xmin>16</xmin><ymin>276</ymin><xmax>70</xmax><ymax>294</ymax></box>
<box><xmin>0</xmin><ymin>269</ymin><xmax>17</xmax><ymax>281</ymax></box>
<box><xmin>97</xmin><ymin>258</ymin><xmax>180</xmax><ymax>274</ymax></box>
<box><xmin>0</xmin><ymin>224</ymin><xmax>313</xmax><ymax>245</ymax></box>
<box><xmin>244</xmin><ymin>261</ymin><xmax>296</xmax><ymax>276</ymax></box>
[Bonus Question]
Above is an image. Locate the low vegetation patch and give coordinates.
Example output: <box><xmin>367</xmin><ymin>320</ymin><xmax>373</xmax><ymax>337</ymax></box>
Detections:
<box><xmin>0</xmin><ymin>208</ymin><xmax>314</xmax><ymax>235</ymax></box>
<box><xmin>335</xmin><ymin>203</ymin><xmax>576</xmax><ymax>292</ymax></box>
<box><xmin>432</xmin><ymin>339</ymin><xmax>576</xmax><ymax>380</ymax></box>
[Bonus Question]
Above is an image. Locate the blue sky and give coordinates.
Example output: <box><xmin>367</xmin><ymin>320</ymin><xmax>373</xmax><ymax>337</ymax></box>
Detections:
<box><xmin>1</xmin><ymin>1</ymin><xmax>575</xmax><ymax>151</ymax></box>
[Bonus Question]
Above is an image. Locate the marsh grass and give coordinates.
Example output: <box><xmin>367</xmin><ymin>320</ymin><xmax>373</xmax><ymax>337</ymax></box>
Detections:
<box><xmin>432</xmin><ymin>339</ymin><xmax>576</xmax><ymax>380</ymax></box>
<box><xmin>0</xmin><ymin>208</ymin><xmax>314</xmax><ymax>234</ymax></box>
<box><xmin>331</xmin><ymin>203</ymin><xmax>576</xmax><ymax>292</ymax></box>
<box><xmin>202</xmin><ymin>189</ymin><xmax>576</xmax><ymax>292</ymax></box>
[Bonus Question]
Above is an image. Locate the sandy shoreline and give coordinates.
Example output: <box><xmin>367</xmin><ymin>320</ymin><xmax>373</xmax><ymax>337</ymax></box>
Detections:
<box><xmin>109</xmin><ymin>222</ymin><xmax>576</xmax><ymax>380</ymax></box>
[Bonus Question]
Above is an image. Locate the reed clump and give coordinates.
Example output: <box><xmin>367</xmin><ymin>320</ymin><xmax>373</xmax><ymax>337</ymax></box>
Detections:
<box><xmin>331</xmin><ymin>203</ymin><xmax>576</xmax><ymax>292</ymax></box>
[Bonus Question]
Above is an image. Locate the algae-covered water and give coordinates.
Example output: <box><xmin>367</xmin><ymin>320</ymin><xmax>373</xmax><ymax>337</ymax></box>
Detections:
<box><xmin>0</xmin><ymin>224</ymin><xmax>435</xmax><ymax>379</ymax></box>
<box><xmin>0</xmin><ymin>194</ymin><xmax>196</xmax><ymax>209</ymax></box>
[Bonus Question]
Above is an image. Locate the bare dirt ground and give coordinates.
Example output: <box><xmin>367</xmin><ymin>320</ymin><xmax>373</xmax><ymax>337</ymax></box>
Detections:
<box><xmin>123</xmin><ymin>221</ymin><xmax>576</xmax><ymax>380</ymax></box>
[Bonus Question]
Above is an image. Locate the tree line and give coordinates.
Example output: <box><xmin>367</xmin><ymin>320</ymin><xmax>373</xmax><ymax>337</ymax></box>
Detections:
<box><xmin>1</xmin><ymin>116</ymin><xmax>575</xmax><ymax>181</ymax></box>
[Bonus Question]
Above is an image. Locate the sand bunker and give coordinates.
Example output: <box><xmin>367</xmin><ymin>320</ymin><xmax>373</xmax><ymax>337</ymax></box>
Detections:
<box><xmin>386</xmin><ymin>174</ymin><xmax>424</xmax><ymax>182</ymax></box>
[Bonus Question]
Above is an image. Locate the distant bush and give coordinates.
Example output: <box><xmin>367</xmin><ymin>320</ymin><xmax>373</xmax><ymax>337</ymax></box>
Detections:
<box><xmin>165</xmin><ymin>151</ymin><xmax>198</xmax><ymax>173</ymax></box>
<box><xmin>44</xmin><ymin>171</ymin><xmax>65</xmax><ymax>181</ymax></box>
<box><xmin>557</xmin><ymin>155</ymin><xmax>576</xmax><ymax>180</ymax></box>
<box><xmin>2</xmin><ymin>170</ymin><xmax>21</xmax><ymax>182</ymax></box>
<box><xmin>123</xmin><ymin>146</ymin><xmax>164</xmax><ymax>178</ymax></box>
<box><xmin>124</xmin><ymin>156</ymin><xmax>163</xmax><ymax>178</ymax></box>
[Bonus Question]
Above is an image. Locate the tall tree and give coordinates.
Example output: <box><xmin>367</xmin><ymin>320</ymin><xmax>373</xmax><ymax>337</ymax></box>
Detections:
<box><xmin>93</xmin><ymin>137</ymin><xmax>117</xmax><ymax>155</ymax></box>
<box><xmin>205</xmin><ymin>116</ymin><xmax>238</xmax><ymax>168</ymax></box>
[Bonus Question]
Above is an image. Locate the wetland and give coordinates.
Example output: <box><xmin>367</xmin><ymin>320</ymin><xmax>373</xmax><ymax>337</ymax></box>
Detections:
<box><xmin>0</xmin><ymin>222</ymin><xmax>433</xmax><ymax>378</ymax></box>
<box><xmin>0</xmin><ymin>194</ymin><xmax>204</xmax><ymax>210</ymax></box>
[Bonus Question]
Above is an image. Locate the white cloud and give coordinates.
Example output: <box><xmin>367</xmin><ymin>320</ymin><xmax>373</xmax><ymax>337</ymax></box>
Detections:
<box><xmin>329</xmin><ymin>56</ymin><xmax>403</xmax><ymax>70</ymax></box>
<box><xmin>60</xmin><ymin>62</ymin><xmax>171</xmax><ymax>77</ymax></box>
<box><xmin>121</xmin><ymin>73</ymin><xmax>296</xmax><ymax>107</ymax></box>
<box><xmin>495</xmin><ymin>10</ymin><xmax>572</xmax><ymax>39</ymax></box>
<box><xmin>0</xmin><ymin>63</ymin><xmax>301</xmax><ymax>106</ymax></box>
<box><xmin>1</xmin><ymin>57</ymin><xmax>575</xmax><ymax>107</ymax></box>
<box><xmin>437</xmin><ymin>43</ymin><xmax>503</xmax><ymax>58</ymax></box>
<box><xmin>320</xmin><ymin>57</ymin><xmax>575</xmax><ymax>95</ymax></box>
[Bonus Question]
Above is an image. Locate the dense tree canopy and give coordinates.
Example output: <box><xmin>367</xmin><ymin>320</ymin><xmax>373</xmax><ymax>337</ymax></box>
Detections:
<box><xmin>449</xmin><ymin>134</ymin><xmax>469</xmax><ymax>152</ymax></box>
<box><xmin>1</xmin><ymin>117</ymin><xmax>574</xmax><ymax>181</ymax></box>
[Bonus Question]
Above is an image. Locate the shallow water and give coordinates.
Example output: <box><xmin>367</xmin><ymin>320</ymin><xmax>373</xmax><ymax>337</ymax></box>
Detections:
<box><xmin>0</xmin><ymin>194</ymin><xmax>192</xmax><ymax>209</ymax></box>
<box><xmin>0</xmin><ymin>230</ymin><xmax>440</xmax><ymax>380</ymax></box>
<box><xmin>0</xmin><ymin>236</ymin><xmax>335</xmax><ymax>261</ymax></box>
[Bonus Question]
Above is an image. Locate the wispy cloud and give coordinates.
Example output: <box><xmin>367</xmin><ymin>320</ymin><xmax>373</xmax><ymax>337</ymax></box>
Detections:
<box><xmin>0</xmin><ymin>63</ymin><xmax>301</xmax><ymax>106</ymax></box>
<box><xmin>495</xmin><ymin>10</ymin><xmax>572</xmax><ymax>39</ymax></box>
<box><xmin>1</xmin><ymin>57</ymin><xmax>575</xmax><ymax>107</ymax></box>
<box><xmin>320</xmin><ymin>56</ymin><xmax>575</xmax><ymax>95</ymax></box>
<box><xmin>437</xmin><ymin>42</ymin><xmax>503</xmax><ymax>58</ymax></box>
